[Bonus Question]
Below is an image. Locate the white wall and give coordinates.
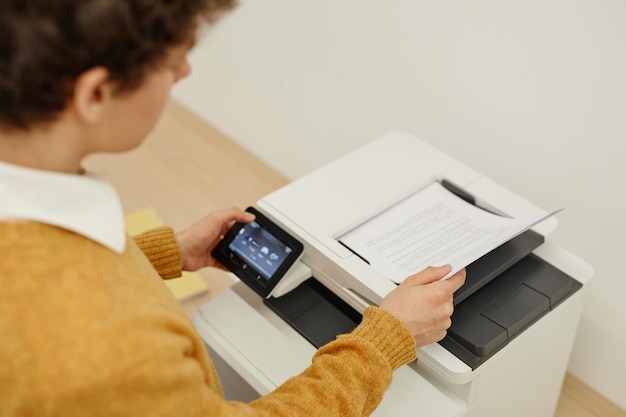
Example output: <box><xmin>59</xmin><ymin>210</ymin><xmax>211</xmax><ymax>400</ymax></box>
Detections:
<box><xmin>174</xmin><ymin>0</ymin><xmax>626</xmax><ymax>409</ymax></box>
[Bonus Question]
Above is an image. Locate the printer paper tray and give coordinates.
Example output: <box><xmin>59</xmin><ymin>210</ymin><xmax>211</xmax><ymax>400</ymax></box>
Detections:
<box><xmin>454</xmin><ymin>228</ymin><xmax>545</xmax><ymax>305</ymax></box>
<box><xmin>441</xmin><ymin>254</ymin><xmax>582</xmax><ymax>369</ymax></box>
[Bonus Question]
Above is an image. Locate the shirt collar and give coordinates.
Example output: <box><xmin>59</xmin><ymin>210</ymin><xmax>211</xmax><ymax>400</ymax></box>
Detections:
<box><xmin>0</xmin><ymin>161</ymin><xmax>126</xmax><ymax>253</ymax></box>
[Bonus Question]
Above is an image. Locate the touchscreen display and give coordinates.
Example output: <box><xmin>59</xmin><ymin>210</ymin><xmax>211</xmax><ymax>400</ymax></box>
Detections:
<box><xmin>228</xmin><ymin>221</ymin><xmax>294</xmax><ymax>280</ymax></box>
<box><xmin>212</xmin><ymin>207</ymin><xmax>304</xmax><ymax>298</ymax></box>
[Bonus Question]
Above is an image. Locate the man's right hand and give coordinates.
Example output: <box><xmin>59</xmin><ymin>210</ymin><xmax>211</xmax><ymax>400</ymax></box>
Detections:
<box><xmin>379</xmin><ymin>265</ymin><xmax>466</xmax><ymax>347</ymax></box>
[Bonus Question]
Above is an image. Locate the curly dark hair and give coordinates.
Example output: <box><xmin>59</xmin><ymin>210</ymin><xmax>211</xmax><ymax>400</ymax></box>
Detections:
<box><xmin>0</xmin><ymin>0</ymin><xmax>236</xmax><ymax>131</ymax></box>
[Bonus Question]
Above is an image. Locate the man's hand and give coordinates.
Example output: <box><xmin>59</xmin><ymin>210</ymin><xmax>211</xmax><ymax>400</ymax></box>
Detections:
<box><xmin>379</xmin><ymin>265</ymin><xmax>466</xmax><ymax>347</ymax></box>
<box><xmin>176</xmin><ymin>207</ymin><xmax>255</xmax><ymax>272</ymax></box>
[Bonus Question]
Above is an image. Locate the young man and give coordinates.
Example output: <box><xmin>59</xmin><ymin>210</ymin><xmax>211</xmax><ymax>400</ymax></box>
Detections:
<box><xmin>0</xmin><ymin>1</ymin><xmax>466</xmax><ymax>416</ymax></box>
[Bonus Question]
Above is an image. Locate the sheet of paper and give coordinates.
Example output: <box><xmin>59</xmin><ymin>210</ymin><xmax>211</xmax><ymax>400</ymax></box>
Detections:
<box><xmin>339</xmin><ymin>182</ymin><xmax>561</xmax><ymax>282</ymax></box>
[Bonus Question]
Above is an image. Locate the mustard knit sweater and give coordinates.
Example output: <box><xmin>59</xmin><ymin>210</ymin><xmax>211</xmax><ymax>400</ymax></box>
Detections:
<box><xmin>0</xmin><ymin>221</ymin><xmax>416</xmax><ymax>417</ymax></box>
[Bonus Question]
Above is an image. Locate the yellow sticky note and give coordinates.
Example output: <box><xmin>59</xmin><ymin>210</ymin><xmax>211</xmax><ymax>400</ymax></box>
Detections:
<box><xmin>125</xmin><ymin>207</ymin><xmax>209</xmax><ymax>300</ymax></box>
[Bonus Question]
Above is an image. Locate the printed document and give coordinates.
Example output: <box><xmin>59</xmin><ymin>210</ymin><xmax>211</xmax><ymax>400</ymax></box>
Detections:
<box><xmin>339</xmin><ymin>182</ymin><xmax>561</xmax><ymax>282</ymax></box>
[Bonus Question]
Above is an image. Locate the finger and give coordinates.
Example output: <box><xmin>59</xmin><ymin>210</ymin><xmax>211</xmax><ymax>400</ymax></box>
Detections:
<box><xmin>441</xmin><ymin>268</ymin><xmax>467</xmax><ymax>293</ymax></box>
<box><xmin>212</xmin><ymin>207</ymin><xmax>245</xmax><ymax>224</ymax></box>
<box><xmin>401</xmin><ymin>265</ymin><xmax>452</xmax><ymax>286</ymax></box>
<box><xmin>205</xmin><ymin>208</ymin><xmax>254</xmax><ymax>233</ymax></box>
<box><xmin>215</xmin><ymin>207</ymin><xmax>255</xmax><ymax>224</ymax></box>
<box><xmin>235</xmin><ymin>210</ymin><xmax>256</xmax><ymax>223</ymax></box>
<box><xmin>220</xmin><ymin>221</ymin><xmax>236</xmax><ymax>237</ymax></box>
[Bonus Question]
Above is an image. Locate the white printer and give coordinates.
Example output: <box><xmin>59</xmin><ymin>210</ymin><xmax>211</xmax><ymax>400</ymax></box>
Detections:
<box><xmin>193</xmin><ymin>132</ymin><xmax>593</xmax><ymax>417</ymax></box>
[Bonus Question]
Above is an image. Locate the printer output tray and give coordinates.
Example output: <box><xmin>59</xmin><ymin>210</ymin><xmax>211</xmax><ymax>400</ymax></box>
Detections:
<box><xmin>441</xmin><ymin>253</ymin><xmax>582</xmax><ymax>369</ymax></box>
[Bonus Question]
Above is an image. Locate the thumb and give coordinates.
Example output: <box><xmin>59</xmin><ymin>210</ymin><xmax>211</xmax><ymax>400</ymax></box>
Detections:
<box><xmin>401</xmin><ymin>265</ymin><xmax>452</xmax><ymax>286</ymax></box>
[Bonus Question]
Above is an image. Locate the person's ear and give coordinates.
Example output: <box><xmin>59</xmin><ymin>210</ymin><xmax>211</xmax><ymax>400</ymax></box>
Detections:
<box><xmin>70</xmin><ymin>67</ymin><xmax>112</xmax><ymax>124</ymax></box>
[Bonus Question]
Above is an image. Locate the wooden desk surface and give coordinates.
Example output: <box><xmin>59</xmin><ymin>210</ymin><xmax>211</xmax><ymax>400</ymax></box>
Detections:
<box><xmin>85</xmin><ymin>99</ymin><xmax>624</xmax><ymax>417</ymax></box>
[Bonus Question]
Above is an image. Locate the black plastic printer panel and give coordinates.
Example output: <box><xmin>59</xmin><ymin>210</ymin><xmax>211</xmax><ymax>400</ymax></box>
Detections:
<box><xmin>440</xmin><ymin>254</ymin><xmax>582</xmax><ymax>369</ymax></box>
<box><xmin>264</xmin><ymin>278</ymin><xmax>361</xmax><ymax>348</ymax></box>
<box><xmin>455</xmin><ymin>229</ymin><xmax>544</xmax><ymax>305</ymax></box>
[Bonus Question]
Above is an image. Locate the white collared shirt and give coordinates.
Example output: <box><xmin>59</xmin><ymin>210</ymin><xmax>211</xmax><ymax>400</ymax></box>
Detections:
<box><xmin>0</xmin><ymin>161</ymin><xmax>126</xmax><ymax>253</ymax></box>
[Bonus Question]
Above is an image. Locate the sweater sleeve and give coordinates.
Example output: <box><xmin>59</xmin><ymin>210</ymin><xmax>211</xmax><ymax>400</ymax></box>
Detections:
<box><xmin>132</xmin><ymin>226</ymin><xmax>182</xmax><ymax>279</ymax></box>
<box><xmin>242</xmin><ymin>306</ymin><xmax>417</xmax><ymax>417</ymax></box>
<box><xmin>42</xmin><ymin>304</ymin><xmax>417</xmax><ymax>417</ymax></box>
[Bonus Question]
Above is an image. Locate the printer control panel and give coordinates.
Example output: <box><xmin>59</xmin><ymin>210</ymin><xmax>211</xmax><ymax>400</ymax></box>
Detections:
<box><xmin>212</xmin><ymin>207</ymin><xmax>304</xmax><ymax>298</ymax></box>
